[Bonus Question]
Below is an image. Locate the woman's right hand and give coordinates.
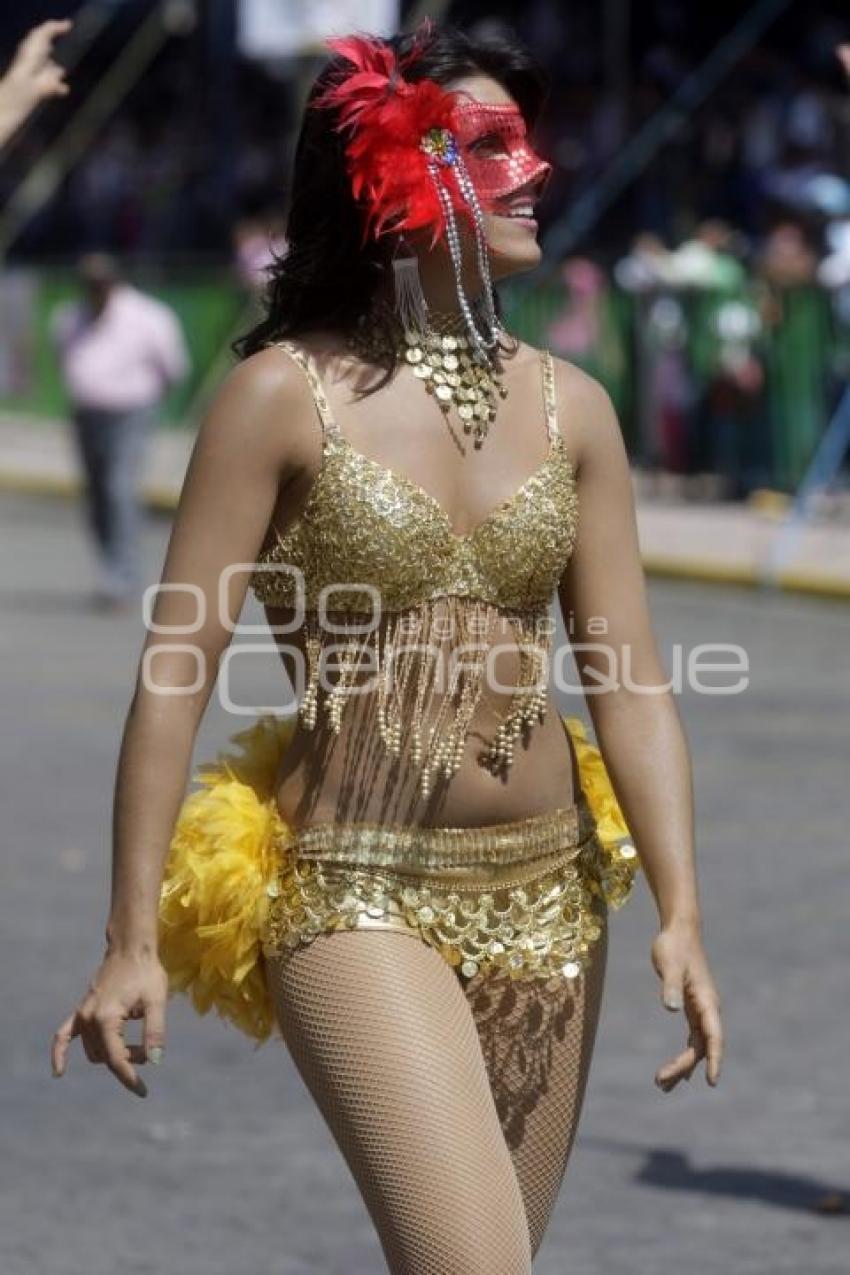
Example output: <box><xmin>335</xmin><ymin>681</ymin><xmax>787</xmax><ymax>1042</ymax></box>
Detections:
<box><xmin>51</xmin><ymin>949</ymin><xmax>169</xmax><ymax>1098</ymax></box>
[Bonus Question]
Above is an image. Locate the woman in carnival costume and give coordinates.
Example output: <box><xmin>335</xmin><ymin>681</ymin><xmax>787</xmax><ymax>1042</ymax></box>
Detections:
<box><xmin>52</xmin><ymin>19</ymin><xmax>724</xmax><ymax>1270</ymax></box>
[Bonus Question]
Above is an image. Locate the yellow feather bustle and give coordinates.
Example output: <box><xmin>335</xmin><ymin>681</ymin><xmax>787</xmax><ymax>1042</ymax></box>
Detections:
<box><xmin>559</xmin><ymin>715</ymin><xmax>641</xmax><ymax>911</ymax></box>
<box><xmin>157</xmin><ymin>713</ymin><xmax>639</xmax><ymax>1045</ymax></box>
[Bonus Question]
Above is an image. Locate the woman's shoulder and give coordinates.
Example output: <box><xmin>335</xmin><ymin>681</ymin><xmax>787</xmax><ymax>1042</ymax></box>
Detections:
<box><xmin>201</xmin><ymin>342</ymin><xmax>328</xmax><ymax>473</ymax></box>
<box><xmin>223</xmin><ymin>340</ymin><xmax>330</xmax><ymax>417</ymax></box>
<box><xmin>538</xmin><ymin>349</ymin><xmax>621</xmax><ymax>465</ymax></box>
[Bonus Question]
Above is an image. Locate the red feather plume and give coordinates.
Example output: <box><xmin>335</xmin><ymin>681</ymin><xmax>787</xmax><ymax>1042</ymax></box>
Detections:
<box><xmin>311</xmin><ymin>20</ymin><xmax>470</xmax><ymax>251</ymax></box>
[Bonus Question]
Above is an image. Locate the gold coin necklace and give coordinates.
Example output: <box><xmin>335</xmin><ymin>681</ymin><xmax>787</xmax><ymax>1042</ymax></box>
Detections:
<box><xmin>347</xmin><ymin>303</ymin><xmax>508</xmax><ymax>449</ymax></box>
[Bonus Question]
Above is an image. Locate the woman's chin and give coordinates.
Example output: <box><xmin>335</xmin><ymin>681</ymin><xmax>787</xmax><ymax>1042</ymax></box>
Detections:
<box><xmin>488</xmin><ymin>235</ymin><xmax>543</xmax><ymax>278</ymax></box>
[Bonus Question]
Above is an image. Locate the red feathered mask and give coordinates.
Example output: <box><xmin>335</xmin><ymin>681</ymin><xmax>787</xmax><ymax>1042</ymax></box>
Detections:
<box><xmin>310</xmin><ymin>20</ymin><xmax>475</xmax><ymax>251</ymax></box>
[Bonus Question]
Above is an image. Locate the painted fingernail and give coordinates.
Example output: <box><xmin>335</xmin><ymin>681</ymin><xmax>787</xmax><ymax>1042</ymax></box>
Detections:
<box><xmin>148</xmin><ymin>1046</ymin><xmax>163</xmax><ymax>1066</ymax></box>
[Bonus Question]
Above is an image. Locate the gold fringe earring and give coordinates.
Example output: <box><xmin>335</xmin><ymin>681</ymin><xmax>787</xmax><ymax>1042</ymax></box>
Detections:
<box><xmin>391</xmin><ymin>233</ymin><xmax>430</xmax><ymax>337</ymax></box>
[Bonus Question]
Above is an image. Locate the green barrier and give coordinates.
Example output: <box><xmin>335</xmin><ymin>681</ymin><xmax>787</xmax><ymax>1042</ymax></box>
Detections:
<box><xmin>763</xmin><ymin>285</ymin><xmax>835</xmax><ymax>491</ymax></box>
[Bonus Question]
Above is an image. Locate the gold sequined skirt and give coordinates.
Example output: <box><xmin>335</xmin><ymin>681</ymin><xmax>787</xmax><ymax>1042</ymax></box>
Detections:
<box><xmin>157</xmin><ymin>713</ymin><xmax>640</xmax><ymax>1045</ymax></box>
<box><xmin>262</xmin><ymin>796</ymin><xmax>614</xmax><ymax>984</ymax></box>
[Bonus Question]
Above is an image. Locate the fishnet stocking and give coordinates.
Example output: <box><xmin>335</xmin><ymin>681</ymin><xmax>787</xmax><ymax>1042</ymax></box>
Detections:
<box><xmin>265</xmin><ymin>928</ymin><xmax>532</xmax><ymax>1273</ymax></box>
<box><xmin>264</xmin><ymin>911</ymin><xmax>607</xmax><ymax>1272</ymax></box>
<box><xmin>462</xmin><ymin>903</ymin><xmax>609</xmax><ymax>1257</ymax></box>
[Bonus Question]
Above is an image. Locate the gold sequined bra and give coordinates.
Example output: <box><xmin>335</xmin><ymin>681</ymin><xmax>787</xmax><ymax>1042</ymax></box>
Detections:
<box><xmin>250</xmin><ymin>339</ymin><xmax>579</xmax><ymax>795</ymax></box>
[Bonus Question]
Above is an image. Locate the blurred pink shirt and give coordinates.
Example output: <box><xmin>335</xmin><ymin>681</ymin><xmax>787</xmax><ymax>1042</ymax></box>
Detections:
<box><xmin>51</xmin><ymin>283</ymin><xmax>190</xmax><ymax>412</ymax></box>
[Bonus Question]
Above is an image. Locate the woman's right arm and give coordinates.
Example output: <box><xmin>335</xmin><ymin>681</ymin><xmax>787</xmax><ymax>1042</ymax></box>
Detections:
<box><xmin>50</xmin><ymin>347</ymin><xmax>310</xmax><ymax>1096</ymax></box>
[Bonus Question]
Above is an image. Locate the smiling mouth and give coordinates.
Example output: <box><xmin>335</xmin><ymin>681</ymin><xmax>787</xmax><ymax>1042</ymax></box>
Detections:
<box><xmin>495</xmin><ymin>209</ymin><xmax>538</xmax><ymax>229</ymax></box>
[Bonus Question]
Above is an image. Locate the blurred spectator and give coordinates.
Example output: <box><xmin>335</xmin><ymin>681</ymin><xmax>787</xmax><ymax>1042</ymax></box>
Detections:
<box><xmin>756</xmin><ymin>223</ymin><xmax>832</xmax><ymax>490</ymax></box>
<box><xmin>668</xmin><ymin>220</ymin><xmax>748</xmax><ymax>291</ymax></box>
<box><xmin>677</xmin><ymin>222</ymin><xmax>768</xmax><ymax>497</ymax></box>
<box><xmin>698</xmin><ymin>294</ymin><xmax>768</xmax><ymax>498</ymax></box>
<box><xmin>614</xmin><ymin>232</ymin><xmax>695</xmax><ymax>476</ymax></box>
<box><xmin>0</xmin><ymin>19</ymin><xmax>70</xmax><ymax>151</ymax></box>
<box><xmin>545</xmin><ymin>257</ymin><xmax>626</xmax><ymax>419</ymax></box>
<box><xmin>547</xmin><ymin>259</ymin><xmax>605</xmax><ymax>358</ymax></box>
<box><xmin>757</xmin><ymin>221</ymin><xmax>819</xmax><ymax>289</ymax></box>
<box><xmin>613</xmin><ymin>231</ymin><xmax>673</xmax><ymax>291</ymax></box>
<box><xmin>50</xmin><ymin>254</ymin><xmax>190</xmax><ymax>610</ymax></box>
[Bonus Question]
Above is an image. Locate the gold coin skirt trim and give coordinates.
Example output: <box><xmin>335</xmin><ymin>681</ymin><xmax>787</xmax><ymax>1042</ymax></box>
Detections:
<box><xmin>260</xmin><ymin>797</ymin><xmax>614</xmax><ymax>984</ymax></box>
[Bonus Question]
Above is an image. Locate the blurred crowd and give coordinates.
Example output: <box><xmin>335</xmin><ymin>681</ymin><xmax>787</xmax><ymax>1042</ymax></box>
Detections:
<box><xmin>545</xmin><ymin>217</ymin><xmax>850</xmax><ymax>497</ymax></box>
<box><xmin>2</xmin><ymin>3</ymin><xmax>850</xmax><ymax>503</ymax></box>
<box><xmin>3</xmin><ymin>5</ymin><xmax>849</xmax><ymax>264</ymax></box>
<box><xmin>531</xmin><ymin>9</ymin><xmax>850</xmax><ymax>245</ymax></box>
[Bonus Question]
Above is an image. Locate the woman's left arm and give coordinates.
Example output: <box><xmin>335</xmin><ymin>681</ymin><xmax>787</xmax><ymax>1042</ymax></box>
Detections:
<box><xmin>555</xmin><ymin>359</ymin><xmax>724</xmax><ymax>1091</ymax></box>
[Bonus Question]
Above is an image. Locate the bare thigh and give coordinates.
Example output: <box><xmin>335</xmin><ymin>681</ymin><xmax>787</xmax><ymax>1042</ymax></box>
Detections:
<box><xmin>463</xmin><ymin>904</ymin><xmax>609</xmax><ymax>1256</ymax></box>
<box><xmin>264</xmin><ymin>928</ymin><xmax>533</xmax><ymax>1275</ymax></box>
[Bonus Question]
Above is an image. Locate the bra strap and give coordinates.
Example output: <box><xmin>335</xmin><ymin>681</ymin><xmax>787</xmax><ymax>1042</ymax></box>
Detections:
<box><xmin>271</xmin><ymin>340</ymin><xmax>340</xmax><ymax>437</ymax></box>
<box><xmin>540</xmin><ymin>348</ymin><xmax>559</xmax><ymax>444</ymax></box>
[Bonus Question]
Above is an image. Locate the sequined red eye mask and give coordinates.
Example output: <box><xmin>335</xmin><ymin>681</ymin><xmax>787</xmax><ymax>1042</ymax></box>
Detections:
<box><xmin>451</xmin><ymin>97</ymin><xmax>552</xmax><ymax>211</ymax></box>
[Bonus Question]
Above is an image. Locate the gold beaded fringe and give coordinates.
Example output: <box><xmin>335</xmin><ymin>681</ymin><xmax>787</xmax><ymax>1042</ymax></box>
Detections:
<box><xmin>296</xmin><ymin>595</ymin><xmax>552</xmax><ymax>796</ymax></box>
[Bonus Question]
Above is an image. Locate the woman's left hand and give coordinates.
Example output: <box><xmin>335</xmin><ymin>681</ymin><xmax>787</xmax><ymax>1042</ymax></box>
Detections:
<box><xmin>650</xmin><ymin>917</ymin><xmax>724</xmax><ymax>1091</ymax></box>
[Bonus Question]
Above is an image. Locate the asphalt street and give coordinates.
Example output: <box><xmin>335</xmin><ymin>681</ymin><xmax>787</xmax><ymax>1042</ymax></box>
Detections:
<box><xmin>2</xmin><ymin>487</ymin><xmax>849</xmax><ymax>1275</ymax></box>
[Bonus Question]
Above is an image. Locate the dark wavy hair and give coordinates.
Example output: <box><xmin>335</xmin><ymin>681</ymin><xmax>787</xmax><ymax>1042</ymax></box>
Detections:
<box><xmin>232</xmin><ymin>22</ymin><xmax>550</xmax><ymax>367</ymax></box>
